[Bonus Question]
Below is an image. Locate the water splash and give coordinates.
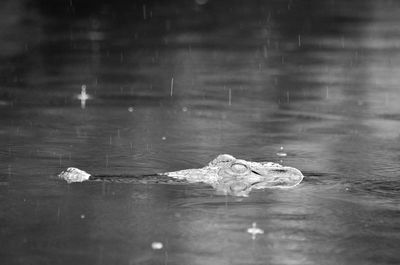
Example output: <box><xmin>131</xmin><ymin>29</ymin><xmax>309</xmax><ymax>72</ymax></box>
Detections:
<box><xmin>276</xmin><ymin>146</ymin><xmax>287</xmax><ymax>157</ymax></box>
<box><xmin>247</xmin><ymin>222</ymin><xmax>264</xmax><ymax>240</ymax></box>
<box><xmin>76</xmin><ymin>84</ymin><xmax>91</xmax><ymax>109</ymax></box>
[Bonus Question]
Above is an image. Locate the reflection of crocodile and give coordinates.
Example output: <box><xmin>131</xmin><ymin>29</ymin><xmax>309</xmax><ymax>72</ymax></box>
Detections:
<box><xmin>58</xmin><ymin>154</ymin><xmax>304</xmax><ymax>197</ymax></box>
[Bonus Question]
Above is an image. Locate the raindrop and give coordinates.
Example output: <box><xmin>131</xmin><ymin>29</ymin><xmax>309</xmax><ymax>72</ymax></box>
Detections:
<box><xmin>162</xmin><ymin>136</ymin><xmax>166</xmax><ymax>141</ymax></box>
<box><xmin>80</xmin><ymin>214</ymin><xmax>85</xmax><ymax>219</ymax></box>
<box><xmin>326</xmin><ymin>86</ymin><xmax>329</xmax><ymax>99</ymax></box>
<box><xmin>57</xmin><ymin>207</ymin><xmax>61</xmax><ymax>223</ymax></box>
<box><xmin>228</xmin><ymin>88</ymin><xmax>232</xmax><ymax>106</ymax></box>
<box><xmin>142</xmin><ymin>4</ymin><xmax>147</xmax><ymax>20</ymax></box>
<box><xmin>170</xmin><ymin>77</ymin><xmax>174</xmax><ymax>96</ymax></box>
<box><xmin>263</xmin><ymin>45</ymin><xmax>268</xmax><ymax>58</ymax></box>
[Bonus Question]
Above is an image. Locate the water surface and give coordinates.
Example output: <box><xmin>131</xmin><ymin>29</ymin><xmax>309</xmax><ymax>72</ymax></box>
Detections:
<box><xmin>0</xmin><ymin>0</ymin><xmax>399</xmax><ymax>264</ymax></box>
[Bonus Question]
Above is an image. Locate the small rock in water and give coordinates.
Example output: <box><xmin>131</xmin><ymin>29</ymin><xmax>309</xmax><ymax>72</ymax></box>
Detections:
<box><xmin>151</xmin><ymin>242</ymin><xmax>163</xmax><ymax>250</ymax></box>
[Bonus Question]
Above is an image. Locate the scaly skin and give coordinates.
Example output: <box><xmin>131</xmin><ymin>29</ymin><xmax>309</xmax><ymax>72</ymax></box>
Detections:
<box><xmin>58</xmin><ymin>154</ymin><xmax>304</xmax><ymax>197</ymax></box>
<box><xmin>165</xmin><ymin>154</ymin><xmax>304</xmax><ymax>196</ymax></box>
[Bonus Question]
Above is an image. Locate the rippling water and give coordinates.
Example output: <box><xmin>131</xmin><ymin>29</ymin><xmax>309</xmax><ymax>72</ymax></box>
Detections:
<box><xmin>1</xmin><ymin>0</ymin><xmax>399</xmax><ymax>264</ymax></box>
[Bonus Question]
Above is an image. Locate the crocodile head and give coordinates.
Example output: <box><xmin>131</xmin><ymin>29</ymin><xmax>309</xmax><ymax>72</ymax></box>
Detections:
<box><xmin>165</xmin><ymin>154</ymin><xmax>304</xmax><ymax>197</ymax></box>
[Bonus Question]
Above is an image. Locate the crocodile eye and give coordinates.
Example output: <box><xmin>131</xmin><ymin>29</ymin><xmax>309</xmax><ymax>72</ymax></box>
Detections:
<box><xmin>230</xmin><ymin>163</ymin><xmax>249</xmax><ymax>174</ymax></box>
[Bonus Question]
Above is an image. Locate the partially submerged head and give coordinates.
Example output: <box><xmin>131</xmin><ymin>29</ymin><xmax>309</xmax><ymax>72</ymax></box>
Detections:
<box><xmin>210</xmin><ymin>154</ymin><xmax>304</xmax><ymax>197</ymax></box>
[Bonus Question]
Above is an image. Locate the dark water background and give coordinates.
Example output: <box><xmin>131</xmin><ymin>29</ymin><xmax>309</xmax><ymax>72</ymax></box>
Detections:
<box><xmin>1</xmin><ymin>0</ymin><xmax>400</xmax><ymax>264</ymax></box>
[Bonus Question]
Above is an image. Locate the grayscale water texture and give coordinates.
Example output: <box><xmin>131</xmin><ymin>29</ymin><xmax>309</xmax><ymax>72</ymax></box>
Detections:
<box><xmin>0</xmin><ymin>0</ymin><xmax>399</xmax><ymax>264</ymax></box>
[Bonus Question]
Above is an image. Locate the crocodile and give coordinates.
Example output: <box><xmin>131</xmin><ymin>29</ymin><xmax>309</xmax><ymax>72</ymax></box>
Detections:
<box><xmin>58</xmin><ymin>154</ymin><xmax>304</xmax><ymax>197</ymax></box>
